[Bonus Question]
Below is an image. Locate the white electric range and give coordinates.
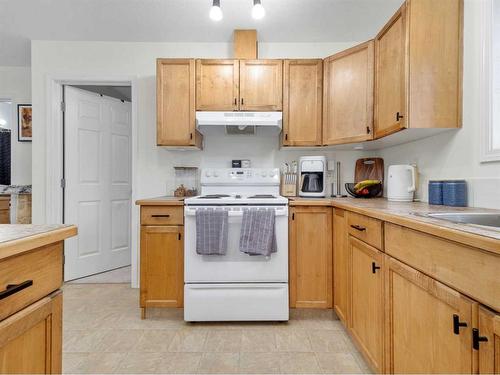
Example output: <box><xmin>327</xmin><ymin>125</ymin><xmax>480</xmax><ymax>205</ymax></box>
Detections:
<box><xmin>183</xmin><ymin>168</ymin><xmax>289</xmax><ymax>322</ymax></box>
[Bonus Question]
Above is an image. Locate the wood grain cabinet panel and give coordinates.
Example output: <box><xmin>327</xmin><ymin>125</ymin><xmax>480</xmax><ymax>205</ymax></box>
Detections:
<box><xmin>239</xmin><ymin>60</ymin><xmax>283</xmax><ymax>111</ymax></box>
<box><xmin>196</xmin><ymin>59</ymin><xmax>239</xmax><ymax>111</ymax></box>
<box><xmin>374</xmin><ymin>0</ymin><xmax>463</xmax><ymax>139</ymax></box>
<box><xmin>289</xmin><ymin>206</ymin><xmax>332</xmax><ymax>309</ymax></box>
<box><xmin>348</xmin><ymin>236</ymin><xmax>384</xmax><ymax>373</ymax></box>
<box><xmin>323</xmin><ymin>41</ymin><xmax>374</xmax><ymax>145</ymax></box>
<box><xmin>0</xmin><ymin>198</ymin><xmax>9</xmax><ymax>224</ymax></box>
<box><xmin>347</xmin><ymin>211</ymin><xmax>383</xmax><ymax>250</ymax></box>
<box><xmin>477</xmin><ymin>306</ymin><xmax>500</xmax><ymax>374</ymax></box>
<box><xmin>157</xmin><ymin>59</ymin><xmax>202</xmax><ymax>148</ymax></box>
<box><xmin>0</xmin><ymin>293</ymin><xmax>62</xmax><ymax>374</ymax></box>
<box><xmin>282</xmin><ymin>59</ymin><xmax>323</xmax><ymax>146</ymax></box>
<box><xmin>333</xmin><ymin>209</ymin><xmax>349</xmax><ymax>324</ymax></box>
<box><xmin>374</xmin><ymin>4</ymin><xmax>407</xmax><ymax>139</ymax></box>
<box><xmin>140</xmin><ymin>225</ymin><xmax>184</xmax><ymax>313</ymax></box>
<box><xmin>385</xmin><ymin>256</ymin><xmax>475</xmax><ymax>374</ymax></box>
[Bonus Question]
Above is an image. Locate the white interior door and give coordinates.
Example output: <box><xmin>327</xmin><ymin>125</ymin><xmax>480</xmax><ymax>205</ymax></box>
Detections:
<box><xmin>64</xmin><ymin>86</ymin><xmax>132</xmax><ymax>281</ymax></box>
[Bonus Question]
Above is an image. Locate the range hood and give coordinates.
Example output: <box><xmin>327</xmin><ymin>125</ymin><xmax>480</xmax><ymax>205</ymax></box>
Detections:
<box><xmin>196</xmin><ymin>111</ymin><xmax>282</xmax><ymax>135</ymax></box>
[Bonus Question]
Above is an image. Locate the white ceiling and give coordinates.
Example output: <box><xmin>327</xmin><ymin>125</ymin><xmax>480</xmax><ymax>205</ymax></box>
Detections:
<box><xmin>0</xmin><ymin>0</ymin><xmax>403</xmax><ymax>66</ymax></box>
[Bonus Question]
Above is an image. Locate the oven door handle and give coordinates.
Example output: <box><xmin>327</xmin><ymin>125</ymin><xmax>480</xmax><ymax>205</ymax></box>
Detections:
<box><xmin>184</xmin><ymin>209</ymin><xmax>288</xmax><ymax>217</ymax></box>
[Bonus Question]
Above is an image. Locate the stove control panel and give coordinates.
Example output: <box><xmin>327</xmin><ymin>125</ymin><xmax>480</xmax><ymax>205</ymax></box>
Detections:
<box><xmin>201</xmin><ymin>168</ymin><xmax>280</xmax><ymax>185</ymax></box>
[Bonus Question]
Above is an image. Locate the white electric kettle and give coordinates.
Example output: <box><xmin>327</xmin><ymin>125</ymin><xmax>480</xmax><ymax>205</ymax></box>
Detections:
<box><xmin>387</xmin><ymin>165</ymin><xmax>416</xmax><ymax>202</ymax></box>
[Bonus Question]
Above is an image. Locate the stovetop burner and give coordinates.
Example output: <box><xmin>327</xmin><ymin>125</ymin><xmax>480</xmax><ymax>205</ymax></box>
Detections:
<box><xmin>248</xmin><ymin>194</ymin><xmax>276</xmax><ymax>199</ymax></box>
<box><xmin>197</xmin><ymin>194</ymin><xmax>231</xmax><ymax>199</ymax></box>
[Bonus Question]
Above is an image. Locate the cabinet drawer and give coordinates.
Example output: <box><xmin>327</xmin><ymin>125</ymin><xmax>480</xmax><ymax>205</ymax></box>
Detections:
<box><xmin>385</xmin><ymin>223</ymin><xmax>500</xmax><ymax>312</ymax></box>
<box><xmin>141</xmin><ymin>206</ymin><xmax>183</xmax><ymax>226</ymax></box>
<box><xmin>347</xmin><ymin>212</ymin><xmax>383</xmax><ymax>249</ymax></box>
<box><xmin>0</xmin><ymin>198</ymin><xmax>9</xmax><ymax>210</ymax></box>
<box><xmin>0</xmin><ymin>242</ymin><xmax>63</xmax><ymax>321</ymax></box>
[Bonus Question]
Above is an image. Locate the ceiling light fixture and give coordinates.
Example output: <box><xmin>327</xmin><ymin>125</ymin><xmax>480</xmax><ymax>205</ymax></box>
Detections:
<box><xmin>252</xmin><ymin>0</ymin><xmax>266</xmax><ymax>20</ymax></box>
<box><xmin>209</xmin><ymin>0</ymin><xmax>223</xmax><ymax>21</ymax></box>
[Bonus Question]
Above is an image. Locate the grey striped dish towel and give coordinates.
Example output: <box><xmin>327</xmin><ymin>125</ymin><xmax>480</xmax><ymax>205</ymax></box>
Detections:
<box><xmin>239</xmin><ymin>208</ymin><xmax>277</xmax><ymax>256</ymax></box>
<box><xmin>196</xmin><ymin>209</ymin><xmax>229</xmax><ymax>255</ymax></box>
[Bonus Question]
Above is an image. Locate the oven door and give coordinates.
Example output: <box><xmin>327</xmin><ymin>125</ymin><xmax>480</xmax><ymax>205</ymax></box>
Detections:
<box><xmin>184</xmin><ymin>205</ymin><xmax>288</xmax><ymax>283</ymax></box>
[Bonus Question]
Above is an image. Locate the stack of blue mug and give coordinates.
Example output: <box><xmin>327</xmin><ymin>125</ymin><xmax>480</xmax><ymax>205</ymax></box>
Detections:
<box><xmin>429</xmin><ymin>180</ymin><xmax>467</xmax><ymax>207</ymax></box>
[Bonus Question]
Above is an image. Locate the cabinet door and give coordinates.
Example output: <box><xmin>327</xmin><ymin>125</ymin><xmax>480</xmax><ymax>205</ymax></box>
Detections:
<box><xmin>478</xmin><ymin>306</ymin><xmax>500</xmax><ymax>374</ymax></box>
<box><xmin>374</xmin><ymin>4</ymin><xmax>407</xmax><ymax>139</ymax></box>
<box><xmin>239</xmin><ymin>60</ymin><xmax>283</xmax><ymax>111</ymax></box>
<box><xmin>282</xmin><ymin>59</ymin><xmax>322</xmax><ymax>146</ymax></box>
<box><xmin>333</xmin><ymin>209</ymin><xmax>349</xmax><ymax>323</ymax></box>
<box><xmin>140</xmin><ymin>226</ymin><xmax>184</xmax><ymax>308</ymax></box>
<box><xmin>157</xmin><ymin>59</ymin><xmax>201</xmax><ymax>147</ymax></box>
<box><xmin>385</xmin><ymin>256</ymin><xmax>475</xmax><ymax>374</ymax></box>
<box><xmin>349</xmin><ymin>236</ymin><xmax>384</xmax><ymax>373</ymax></box>
<box><xmin>0</xmin><ymin>292</ymin><xmax>62</xmax><ymax>374</ymax></box>
<box><xmin>196</xmin><ymin>59</ymin><xmax>239</xmax><ymax>111</ymax></box>
<box><xmin>289</xmin><ymin>206</ymin><xmax>332</xmax><ymax>308</ymax></box>
<box><xmin>323</xmin><ymin>41</ymin><xmax>374</xmax><ymax>145</ymax></box>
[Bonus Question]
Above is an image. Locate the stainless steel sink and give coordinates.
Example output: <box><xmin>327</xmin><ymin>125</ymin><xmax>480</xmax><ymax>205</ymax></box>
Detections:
<box><xmin>426</xmin><ymin>212</ymin><xmax>500</xmax><ymax>228</ymax></box>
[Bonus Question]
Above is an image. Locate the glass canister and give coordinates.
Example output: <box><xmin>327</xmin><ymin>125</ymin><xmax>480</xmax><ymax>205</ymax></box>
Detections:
<box><xmin>443</xmin><ymin>180</ymin><xmax>468</xmax><ymax>207</ymax></box>
<box><xmin>428</xmin><ymin>180</ymin><xmax>444</xmax><ymax>205</ymax></box>
<box><xmin>173</xmin><ymin>167</ymin><xmax>199</xmax><ymax>197</ymax></box>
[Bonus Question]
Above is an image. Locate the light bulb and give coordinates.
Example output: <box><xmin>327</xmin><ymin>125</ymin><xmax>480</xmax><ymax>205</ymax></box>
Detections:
<box><xmin>209</xmin><ymin>0</ymin><xmax>223</xmax><ymax>21</ymax></box>
<box><xmin>252</xmin><ymin>0</ymin><xmax>265</xmax><ymax>20</ymax></box>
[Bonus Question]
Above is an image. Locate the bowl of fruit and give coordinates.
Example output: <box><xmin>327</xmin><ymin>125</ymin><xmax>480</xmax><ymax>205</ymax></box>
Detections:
<box><xmin>345</xmin><ymin>180</ymin><xmax>383</xmax><ymax>198</ymax></box>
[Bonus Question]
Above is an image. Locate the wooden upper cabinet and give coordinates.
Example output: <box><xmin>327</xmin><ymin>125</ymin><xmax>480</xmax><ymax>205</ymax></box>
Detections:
<box><xmin>385</xmin><ymin>256</ymin><xmax>475</xmax><ymax>374</ymax></box>
<box><xmin>323</xmin><ymin>41</ymin><xmax>374</xmax><ymax>145</ymax></box>
<box><xmin>478</xmin><ymin>306</ymin><xmax>500</xmax><ymax>374</ymax></box>
<box><xmin>333</xmin><ymin>209</ymin><xmax>349</xmax><ymax>324</ymax></box>
<box><xmin>289</xmin><ymin>206</ymin><xmax>332</xmax><ymax>309</ymax></box>
<box><xmin>407</xmin><ymin>0</ymin><xmax>463</xmax><ymax>129</ymax></box>
<box><xmin>349</xmin><ymin>236</ymin><xmax>384</xmax><ymax>373</ymax></box>
<box><xmin>239</xmin><ymin>60</ymin><xmax>283</xmax><ymax>111</ymax></box>
<box><xmin>157</xmin><ymin>59</ymin><xmax>202</xmax><ymax>148</ymax></box>
<box><xmin>282</xmin><ymin>59</ymin><xmax>323</xmax><ymax>146</ymax></box>
<box><xmin>374</xmin><ymin>5</ymin><xmax>407</xmax><ymax>139</ymax></box>
<box><xmin>196</xmin><ymin>59</ymin><xmax>239</xmax><ymax>111</ymax></box>
<box><xmin>374</xmin><ymin>0</ymin><xmax>463</xmax><ymax>139</ymax></box>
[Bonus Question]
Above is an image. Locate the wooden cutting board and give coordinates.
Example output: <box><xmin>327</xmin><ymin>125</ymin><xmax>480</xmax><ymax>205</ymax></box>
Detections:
<box><xmin>354</xmin><ymin>158</ymin><xmax>384</xmax><ymax>183</ymax></box>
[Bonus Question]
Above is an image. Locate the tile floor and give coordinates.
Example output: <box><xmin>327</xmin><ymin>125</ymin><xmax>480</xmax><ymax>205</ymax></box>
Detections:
<box><xmin>62</xmin><ymin>284</ymin><xmax>371</xmax><ymax>374</ymax></box>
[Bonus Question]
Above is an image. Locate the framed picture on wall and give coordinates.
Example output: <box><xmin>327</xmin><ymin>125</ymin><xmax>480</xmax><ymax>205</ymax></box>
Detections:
<box><xmin>17</xmin><ymin>104</ymin><xmax>32</xmax><ymax>142</ymax></box>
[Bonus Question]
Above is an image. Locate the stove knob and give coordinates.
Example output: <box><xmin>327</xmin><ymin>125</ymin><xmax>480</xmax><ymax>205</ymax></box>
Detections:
<box><xmin>213</xmin><ymin>171</ymin><xmax>219</xmax><ymax>177</ymax></box>
<box><xmin>269</xmin><ymin>170</ymin><xmax>277</xmax><ymax>178</ymax></box>
<box><xmin>205</xmin><ymin>171</ymin><xmax>211</xmax><ymax>177</ymax></box>
<box><xmin>261</xmin><ymin>171</ymin><xmax>267</xmax><ymax>177</ymax></box>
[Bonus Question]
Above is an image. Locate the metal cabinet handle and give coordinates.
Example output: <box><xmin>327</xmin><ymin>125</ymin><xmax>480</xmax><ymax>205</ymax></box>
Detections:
<box><xmin>151</xmin><ymin>214</ymin><xmax>170</xmax><ymax>218</ymax></box>
<box><xmin>472</xmin><ymin>328</ymin><xmax>488</xmax><ymax>350</ymax></box>
<box><xmin>0</xmin><ymin>280</ymin><xmax>33</xmax><ymax>300</ymax></box>
<box><xmin>453</xmin><ymin>314</ymin><xmax>468</xmax><ymax>335</ymax></box>
<box><xmin>396</xmin><ymin>112</ymin><xmax>404</xmax><ymax>122</ymax></box>
<box><xmin>366</xmin><ymin>126</ymin><xmax>371</xmax><ymax>134</ymax></box>
<box><xmin>350</xmin><ymin>224</ymin><xmax>366</xmax><ymax>232</ymax></box>
<box><xmin>234</xmin><ymin>98</ymin><xmax>237</xmax><ymax>106</ymax></box>
<box><xmin>372</xmin><ymin>262</ymin><xmax>381</xmax><ymax>274</ymax></box>
<box><xmin>241</xmin><ymin>98</ymin><xmax>244</xmax><ymax>105</ymax></box>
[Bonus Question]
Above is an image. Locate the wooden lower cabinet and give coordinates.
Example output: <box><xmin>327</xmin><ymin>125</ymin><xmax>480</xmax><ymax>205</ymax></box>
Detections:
<box><xmin>140</xmin><ymin>225</ymin><xmax>184</xmax><ymax>316</ymax></box>
<box><xmin>0</xmin><ymin>292</ymin><xmax>62</xmax><ymax>374</ymax></box>
<box><xmin>385</xmin><ymin>256</ymin><xmax>475</xmax><ymax>374</ymax></box>
<box><xmin>289</xmin><ymin>206</ymin><xmax>332</xmax><ymax>308</ymax></box>
<box><xmin>478</xmin><ymin>306</ymin><xmax>500</xmax><ymax>374</ymax></box>
<box><xmin>348</xmin><ymin>236</ymin><xmax>384</xmax><ymax>373</ymax></box>
<box><xmin>333</xmin><ymin>208</ymin><xmax>349</xmax><ymax>323</ymax></box>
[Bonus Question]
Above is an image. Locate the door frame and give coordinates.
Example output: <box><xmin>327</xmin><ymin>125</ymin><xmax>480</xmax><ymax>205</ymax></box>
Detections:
<box><xmin>45</xmin><ymin>75</ymin><xmax>139</xmax><ymax>287</ymax></box>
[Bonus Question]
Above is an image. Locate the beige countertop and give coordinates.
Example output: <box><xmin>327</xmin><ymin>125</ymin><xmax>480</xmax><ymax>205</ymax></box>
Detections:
<box><xmin>291</xmin><ymin>197</ymin><xmax>500</xmax><ymax>255</ymax></box>
<box><xmin>135</xmin><ymin>196</ymin><xmax>185</xmax><ymax>206</ymax></box>
<box><xmin>0</xmin><ymin>224</ymin><xmax>78</xmax><ymax>261</ymax></box>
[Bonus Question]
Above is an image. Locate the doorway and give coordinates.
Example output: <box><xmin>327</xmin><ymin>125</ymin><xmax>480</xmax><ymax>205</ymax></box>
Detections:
<box><xmin>63</xmin><ymin>85</ymin><xmax>132</xmax><ymax>281</ymax></box>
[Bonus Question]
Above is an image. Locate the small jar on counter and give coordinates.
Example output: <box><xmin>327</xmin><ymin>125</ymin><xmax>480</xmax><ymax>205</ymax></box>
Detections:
<box><xmin>442</xmin><ymin>180</ymin><xmax>468</xmax><ymax>207</ymax></box>
<box><xmin>428</xmin><ymin>181</ymin><xmax>444</xmax><ymax>205</ymax></box>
